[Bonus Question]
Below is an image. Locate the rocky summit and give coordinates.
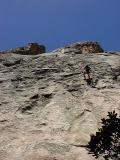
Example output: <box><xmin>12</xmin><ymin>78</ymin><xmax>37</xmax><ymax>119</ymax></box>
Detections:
<box><xmin>1</xmin><ymin>43</ymin><xmax>46</xmax><ymax>55</ymax></box>
<box><xmin>0</xmin><ymin>41</ymin><xmax>120</xmax><ymax>160</ymax></box>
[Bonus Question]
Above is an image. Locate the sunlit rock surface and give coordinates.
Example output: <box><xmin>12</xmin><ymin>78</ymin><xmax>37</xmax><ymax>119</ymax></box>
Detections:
<box><xmin>53</xmin><ymin>41</ymin><xmax>104</xmax><ymax>54</ymax></box>
<box><xmin>0</xmin><ymin>42</ymin><xmax>120</xmax><ymax>160</ymax></box>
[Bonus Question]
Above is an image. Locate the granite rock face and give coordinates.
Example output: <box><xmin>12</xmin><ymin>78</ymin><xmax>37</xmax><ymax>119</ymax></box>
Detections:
<box><xmin>0</xmin><ymin>42</ymin><xmax>120</xmax><ymax>160</ymax></box>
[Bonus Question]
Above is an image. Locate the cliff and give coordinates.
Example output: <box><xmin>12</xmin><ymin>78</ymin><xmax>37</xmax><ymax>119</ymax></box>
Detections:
<box><xmin>0</xmin><ymin>42</ymin><xmax>120</xmax><ymax>160</ymax></box>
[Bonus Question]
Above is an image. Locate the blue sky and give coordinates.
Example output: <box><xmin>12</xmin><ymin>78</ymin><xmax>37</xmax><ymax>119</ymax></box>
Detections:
<box><xmin>0</xmin><ymin>0</ymin><xmax>120</xmax><ymax>52</ymax></box>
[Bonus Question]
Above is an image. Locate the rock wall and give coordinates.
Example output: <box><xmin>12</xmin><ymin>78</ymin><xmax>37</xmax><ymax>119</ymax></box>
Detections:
<box><xmin>0</xmin><ymin>42</ymin><xmax>119</xmax><ymax>160</ymax></box>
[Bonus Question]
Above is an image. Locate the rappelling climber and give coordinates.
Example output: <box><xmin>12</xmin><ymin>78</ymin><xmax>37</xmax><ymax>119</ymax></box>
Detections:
<box><xmin>83</xmin><ymin>65</ymin><xmax>93</xmax><ymax>86</ymax></box>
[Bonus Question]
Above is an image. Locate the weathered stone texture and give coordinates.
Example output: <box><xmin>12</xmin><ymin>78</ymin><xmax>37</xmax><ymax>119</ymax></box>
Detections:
<box><xmin>5</xmin><ymin>43</ymin><xmax>46</xmax><ymax>55</ymax></box>
<box><xmin>0</xmin><ymin>42</ymin><xmax>119</xmax><ymax>160</ymax></box>
<box><xmin>53</xmin><ymin>41</ymin><xmax>104</xmax><ymax>54</ymax></box>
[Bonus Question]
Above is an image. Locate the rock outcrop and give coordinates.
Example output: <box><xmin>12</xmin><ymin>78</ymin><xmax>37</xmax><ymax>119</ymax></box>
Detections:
<box><xmin>4</xmin><ymin>43</ymin><xmax>46</xmax><ymax>55</ymax></box>
<box><xmin>0</xmin><ymin>42</ymin><xmax>120</xmax><ymax>160</ymax></box>
<box><xmin>53</xmin><ymin>41</ymin><xmax>104</xmax><ymax>54</ymax></box>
